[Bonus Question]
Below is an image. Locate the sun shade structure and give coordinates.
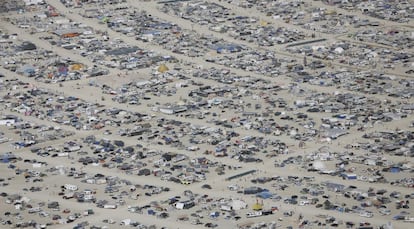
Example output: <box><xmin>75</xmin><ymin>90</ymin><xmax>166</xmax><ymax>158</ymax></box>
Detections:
<box><xmin>252</xmin><ymin>200</ymin><xmax>263</xmax><ymax>211</ymax></box>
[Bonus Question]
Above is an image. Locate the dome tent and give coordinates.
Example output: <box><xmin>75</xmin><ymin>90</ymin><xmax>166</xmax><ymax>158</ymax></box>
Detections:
<box><xmin>157</xmin><ymin>63</ymin><xmax>169</xmax><ymax>73</ymax></box>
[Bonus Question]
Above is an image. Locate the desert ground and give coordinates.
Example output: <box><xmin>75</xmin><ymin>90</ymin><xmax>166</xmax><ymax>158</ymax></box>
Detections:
<box><xmin>0</xmin><ymin>0</ymin><xmax>413</xmax><ymax>229</ymax></box>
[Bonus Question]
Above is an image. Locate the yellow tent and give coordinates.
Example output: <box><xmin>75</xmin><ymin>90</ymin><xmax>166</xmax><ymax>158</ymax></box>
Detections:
<box><xmin>71</xmin><ymin>63</ymin><xmax>83</xmax><ymax>71</ymax></box>
<box><xmin>157</xmin><ymin>63</ymin><xmax>169</xmax><ymax>73</ymax></box>
<box><xmin>326</xmin><ymin>10</ymin><xmax>337</xmax><ymax>15</ymax></box>
<box><xmin>102</xmin><ymin>16</ymin><xmax>110</xmax><ymax>23</ymax></box>
<box><xmin>260</xmin><ymin>20</ymin><xmax>268</xmax><ymax>26</ymax></box>
<box><xmin>252</xmin><ymin>202</ymin><xmax>263</xmax><ymax>211</ymax></box>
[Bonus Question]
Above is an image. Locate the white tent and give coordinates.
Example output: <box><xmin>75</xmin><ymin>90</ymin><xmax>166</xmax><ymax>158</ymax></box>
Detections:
<box><xmin>334</xmin><ymin>47</ymin><xmax>344</xmax><ymax>54</ymax></box>
<box><xmin>121</xmin><ymin>219</ymin><xmax>131</xmax><ymax>226</ymax></box>
<box><xmin>231</xmin><ymin>199</ymin><xmax>247</xmax><ymax>210</ymax></box>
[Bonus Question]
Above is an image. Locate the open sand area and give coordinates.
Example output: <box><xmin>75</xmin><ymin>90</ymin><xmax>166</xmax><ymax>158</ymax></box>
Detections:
<box><xmin>0</xmin><ymin>0</ymin><xmax>413</xmax><ymax>229</ymax></box>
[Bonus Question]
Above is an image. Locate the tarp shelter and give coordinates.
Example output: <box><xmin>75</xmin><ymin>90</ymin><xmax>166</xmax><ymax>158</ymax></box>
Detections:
<box><xmin>157</xmin><ymin>64</ymin><xmax>169</xmax><ymax>73</ymax></box>
<box><xmin>256</xmin><ymin>191</ymin><xmax>272</xmax><ymax>199</ymax></box>
<box><xmin>124</xmin><ymin>146</ymin><xmax>134</xmax><ymax>153</ymax></box>
<box><xmin>61</xmin><ymin>33</ymin><xmax>80</xmax><ymax>38</ymax></box>
<box><xmin>113</xmin><ymin>140</ymin><xmax>125</xmax><ymax>147</ymax></box>
<box><xmin>17</xmin><ymin>65</ymin><xmax>35</xmax><ymax>76</ymax></box>
<box><xmin>138</xmin><ymin>168</ymin><xmax>151</xmax><ymax>176</ymax></box>
<box><xmin>19</xmin><ymin>41</ymin><xmax>37</xmax><ymax>51</ymax></box>
<box><xmin>106</xmin><ymin>47</ymin><xmax>138</xmax><ymax>56</ymax></box>
<box><xmin>58</xmin><ymin>65</ymin><xmax>68</xmax><ymax>76</ymax></box>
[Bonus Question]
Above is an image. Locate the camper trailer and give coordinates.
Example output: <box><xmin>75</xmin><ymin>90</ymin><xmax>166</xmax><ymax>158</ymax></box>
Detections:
<box><xmin>64</xmin><ymin>184</ymin><xmax>78</xmax><ymax>191</ymax></box>
<box><xmin>103</xmin><ymin>204</ymin><xmax>117</xmax><ymax>209</ymax></box>
<box><xmin>175</xmin><ymin>200</ymin><xmax>195</xmax><ymax>210</ymax></box>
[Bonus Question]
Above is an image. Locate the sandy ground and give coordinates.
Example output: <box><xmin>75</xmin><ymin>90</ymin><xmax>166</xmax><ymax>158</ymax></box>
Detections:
<box><xmin>0</xmin><ymin>0</ymin><xmax>413</xmax><ymax>229</ymax></box>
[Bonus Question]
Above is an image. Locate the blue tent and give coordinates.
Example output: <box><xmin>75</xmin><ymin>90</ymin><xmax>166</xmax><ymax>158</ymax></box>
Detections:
<box><xmin>216</xmin><ymin>44</ymin><xmax>242</xmax><ymax>53</ymax></box>
<box><xmin>341</xmin><ymin>173</ymin><xmax>357</xmax><ymax>180</ymax></box>
<box><xmin>390</xmin><ymin>167</ymin><xmax>401</xmax><ymax>173</ymax></box>
<box><xmin>2</xmin><ymin>153</ymin><xmax>16</xmax><ymax>163</ymax></box>
<box><xmin>2</xmin><ymin>155</ymin><xmax>10</xmax><ymax>163</ymax></box>
<box><xmin>147</xmin><ymin>209</ymin><xmax>155</xmax><ymax>215</ymax></box>
<box><xmin>256</xmin><ymin>191</ymin><xmax>273</xmax><ymax>199</ymax></box>
<box><xmin>210</xmin><ymin>211</ymin><xmax>219</xmax><ymax>218</ymax></box>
